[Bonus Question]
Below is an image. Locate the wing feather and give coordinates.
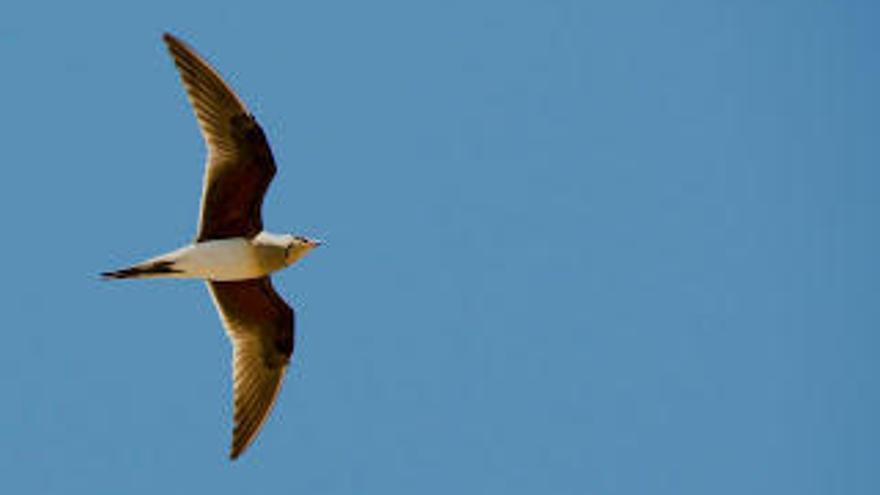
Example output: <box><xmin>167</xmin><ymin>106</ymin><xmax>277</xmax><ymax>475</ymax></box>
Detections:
<box><xmin>207</xmin><ymin>278</ymin><xmax>294</xmax><ymax>460</ymax></box>
<box><xmin>163</xmin><ymin>33</ymin><xmax>277</xmax><ymax>241</ymax></box>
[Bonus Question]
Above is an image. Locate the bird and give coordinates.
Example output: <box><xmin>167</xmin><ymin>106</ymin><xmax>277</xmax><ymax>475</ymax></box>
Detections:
<box><xmin>102</xmin><ymin>33</ymin><xmax>321</xmax><ymax>460</ymax></box>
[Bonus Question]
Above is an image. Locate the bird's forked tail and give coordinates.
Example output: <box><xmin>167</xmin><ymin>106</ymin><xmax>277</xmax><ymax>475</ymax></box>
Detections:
<box><xmin>101</xmin><ymin>260</ymin><xmax>183</xmax><ymax>280</ymax></box>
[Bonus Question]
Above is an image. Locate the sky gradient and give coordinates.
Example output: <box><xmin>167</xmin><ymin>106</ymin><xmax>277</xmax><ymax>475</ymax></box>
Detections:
<box><xmin>1</xmin><ymin>1</ymin><xmax>879</xmax><ymax>493</ymax></box>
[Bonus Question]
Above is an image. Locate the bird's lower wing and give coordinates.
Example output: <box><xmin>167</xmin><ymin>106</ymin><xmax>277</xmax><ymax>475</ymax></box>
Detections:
<box><xmin>207</xmin><ymin>278</ymin><xmax>294</xmax><ymax>459</ymax></box>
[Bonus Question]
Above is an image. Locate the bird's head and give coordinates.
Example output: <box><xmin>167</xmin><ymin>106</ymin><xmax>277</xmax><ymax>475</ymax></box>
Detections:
<box><xmin>284</xmin><ymin>235</ymin><xmax>322</xmax><ymax>266</ymax></box>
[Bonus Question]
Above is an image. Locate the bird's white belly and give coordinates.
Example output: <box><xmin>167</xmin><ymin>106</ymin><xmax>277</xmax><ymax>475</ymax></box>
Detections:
<box><xmin>173</xmin><ymin>238</ymin><xmax>265</xmax><ymax>281</ymax></box>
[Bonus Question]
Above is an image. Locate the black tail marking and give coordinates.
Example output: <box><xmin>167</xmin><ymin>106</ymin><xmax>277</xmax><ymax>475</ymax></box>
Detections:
<box><xmin>101</xmin><ymin>260</ymin><xmax>182</xmax><ymax>280</ymax></box>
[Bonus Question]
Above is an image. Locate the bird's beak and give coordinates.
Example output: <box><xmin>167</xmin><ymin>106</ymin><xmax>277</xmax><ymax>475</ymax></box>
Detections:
<box><xmin>308</xmin><ymin>239</ymin><xmax>324</xmax><ymax>248</ymax></box>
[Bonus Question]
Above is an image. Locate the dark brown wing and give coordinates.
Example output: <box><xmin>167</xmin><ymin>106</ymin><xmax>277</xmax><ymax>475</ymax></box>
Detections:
<box><xmin>163</xmin><ymin>33</ymin><xmax>276</xmax><ymax>241</ymax></box>
<box><xmin>207</xmin><ymin>278</ymin><xmax>295</xmax><ymax>460</ymax></box>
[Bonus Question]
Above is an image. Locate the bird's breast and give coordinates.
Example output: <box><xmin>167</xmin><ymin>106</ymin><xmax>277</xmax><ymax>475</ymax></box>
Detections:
<box><xmin>177</xmin><ymin>238</ymin><xmax>270</xmax><ymax>281</ymax></box>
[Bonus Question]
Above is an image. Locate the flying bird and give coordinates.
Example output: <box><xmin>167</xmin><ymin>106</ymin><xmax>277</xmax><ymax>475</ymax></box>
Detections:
<box><xmin>103</xmin><ymin>33</ymin><xmax>320</xmax><ymax>460</ymax></box>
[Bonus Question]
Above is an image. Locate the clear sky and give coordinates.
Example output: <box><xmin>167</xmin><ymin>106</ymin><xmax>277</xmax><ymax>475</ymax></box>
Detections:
<box><xmin>1</xmin><ymin>1</ymin><xmax>878</xmax><ymax>493</ymax></box>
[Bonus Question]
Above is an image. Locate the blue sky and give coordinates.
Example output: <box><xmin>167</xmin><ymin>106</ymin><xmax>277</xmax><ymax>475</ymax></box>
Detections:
<box><xmin>1</xmin><ymin>0</ymin><xmax>878</xmax><ymax>493</ymax></box>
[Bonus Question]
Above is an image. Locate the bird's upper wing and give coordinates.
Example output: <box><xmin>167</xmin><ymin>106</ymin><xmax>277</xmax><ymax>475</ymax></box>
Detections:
<box><xmin>163</xmin><ymin>33</ymin><xmax>277</xmax><ymax>241</ymax></box>
<box><xmin>207</xmin><ymin>278</ymin><xmax>294</xmax><ymax>460</ymax></box>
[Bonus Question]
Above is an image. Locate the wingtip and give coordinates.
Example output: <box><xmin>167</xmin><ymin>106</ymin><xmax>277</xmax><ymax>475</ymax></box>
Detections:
<box><xmin>162</xmin><ymin>32</ymin><xmax>187</xmax><ymax>50</ymax></box>
<box><xmin>229</xmin><ymin>444</ymin><xmax>245</xmax><ymax>461</ymax></box>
